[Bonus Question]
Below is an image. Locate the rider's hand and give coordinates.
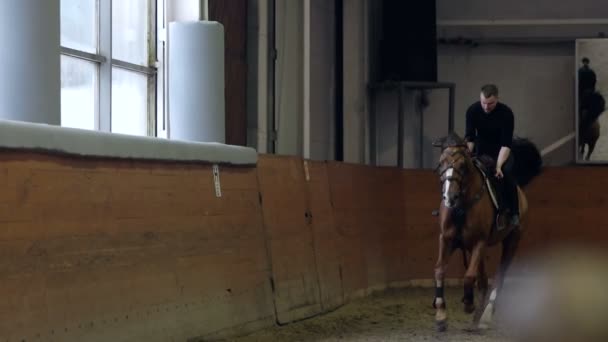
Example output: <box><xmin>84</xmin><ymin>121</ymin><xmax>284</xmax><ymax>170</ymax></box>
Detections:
<box><xmin>495</xmin><ymin>167</ymin><xmax>504</xmax><ymax>179</ymax></box>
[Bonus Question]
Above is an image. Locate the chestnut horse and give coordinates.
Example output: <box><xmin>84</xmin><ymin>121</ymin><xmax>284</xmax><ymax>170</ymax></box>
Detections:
<box><xmin>431</xmin><ymin>133</ymin><xmax>542</xmax><ymax>332</ymax></box>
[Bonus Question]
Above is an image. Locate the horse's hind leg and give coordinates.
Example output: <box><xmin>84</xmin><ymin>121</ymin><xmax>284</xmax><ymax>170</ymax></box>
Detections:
<box><xmin>473</xmin><ymin>259</ymin><xmax>489</xmax><ymax>325</ymax></box>
<box><xmin>585</xmin><ymin>121</ymin><xmax>600</xmax><ymax>160</ymax></box>
<box><xmin>479</xmin><ymin>228</ymin><xmax>522</xmax><ymax>328</ymax></box>
<box><xmin>463</xmin><ymin>240</ymin><xmax>486</xmax><ymax>315</ymax></box>
<box><xmin>580</xmin><ymin>143</ymin><xmax>587</xmax><ymax>160</ymax></box>
<box><xmin>586</xmin><ymin>140</ymin><xmax>597</xmax><ymax>160</ymax></box>
<box><xmin>496</xmin><ymin>228</ymin><xmax>521</xmax><ymax>289</ymax></box>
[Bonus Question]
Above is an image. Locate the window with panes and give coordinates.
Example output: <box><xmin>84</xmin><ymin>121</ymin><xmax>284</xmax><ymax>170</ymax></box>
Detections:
<box><xmin>60</xmin><ymin>0</ymin><xmax>163</xmax><ymax>137</ymax></box>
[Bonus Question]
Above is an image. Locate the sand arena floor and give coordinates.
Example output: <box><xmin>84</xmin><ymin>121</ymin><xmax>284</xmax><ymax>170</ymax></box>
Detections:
<box><xmin>222</xmin><ymin>287</ymin><xmax>513</xmax><ymax>342</ymax></box>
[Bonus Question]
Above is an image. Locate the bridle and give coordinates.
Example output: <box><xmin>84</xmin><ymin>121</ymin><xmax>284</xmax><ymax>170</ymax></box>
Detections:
<box><xmin>436</xmin><ymin>149</ymin><xmax>468</xmax><ymax>206</ymax></box>
<box><xmin>435</xmin><ymin>146</ymin><xmax>486</xmax><ymax>209</ymax></box>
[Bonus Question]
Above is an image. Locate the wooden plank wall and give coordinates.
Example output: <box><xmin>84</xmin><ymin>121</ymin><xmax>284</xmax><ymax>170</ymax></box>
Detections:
<box><xmin>326</xmin><ymin>162</ymin><xmax>408</xmax><ymax>296</ymax></box>
<box><xmin>2</xmin><ymin>151</ymin><xmax>608</xmax><ymax>341</ymax></box>
<box><xmin>305</xmin><ymin>160</ymin><xmax>343</xmax><ymax>311</ymax></box>
<box><xmin>256</xmin><ymin>155</ymin><xmax>323</xmax><ymax>323</ymax></box>
<box><xmin>0</xmin><ymin>151</ymin><xmax>274</xmax><ymax>342</ymax></box>
<box><xmin>519</xmin><ymin>167</ymin><xmax>608</xmax><ymax>254</ymax></box>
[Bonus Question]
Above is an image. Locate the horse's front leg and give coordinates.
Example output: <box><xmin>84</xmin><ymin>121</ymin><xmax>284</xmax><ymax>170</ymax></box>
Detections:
<box><xmin>434</xmin><ymin>226</ymin><xmax>456</xmax><ymax>332</ymax></box>
<box><xmin>463</xmin><ymin>240</ymin><xmax>486</xmax><ymax>315</ymax></box>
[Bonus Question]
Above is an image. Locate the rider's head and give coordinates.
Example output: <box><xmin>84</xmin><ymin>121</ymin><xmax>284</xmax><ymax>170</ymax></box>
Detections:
<box><xmin>480</xmin><ymin>84</ymin><xmax>499</xmax><ymax>113</ymax></box>
<box><xmin>582</xmin><ymin>57</ymin><xmax>590</xmax><ymax>66</ymax></box>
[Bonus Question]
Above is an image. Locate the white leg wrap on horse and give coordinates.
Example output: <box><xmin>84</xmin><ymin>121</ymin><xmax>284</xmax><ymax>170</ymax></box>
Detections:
<box><xmin>479</xmin><ymin>289</ymin><xmax>497</xmax><ymax>328</ymax></box>
<box><xmin>443</xmin><ymin>169</ymin><xmax>453</xmax><ymax>207</ymax></box>
<box><xmin>479</xmin><ymin>303</ymin><xmax>494</xmax><ymax>328</ymax></box>
<box><xmin>489</xmin><ymin>288</ymin><xmax>497</xmax><ymax>302</ymax></box>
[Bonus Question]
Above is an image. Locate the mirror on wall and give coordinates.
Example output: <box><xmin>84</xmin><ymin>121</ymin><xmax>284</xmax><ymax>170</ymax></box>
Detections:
<box><xmin>576</xmin><ymin>38</ymin><xmax>608</xmax><ymax>163</ymax></box>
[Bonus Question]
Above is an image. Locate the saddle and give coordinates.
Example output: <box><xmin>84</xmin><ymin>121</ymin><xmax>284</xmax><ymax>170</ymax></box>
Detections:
<box><xmin>471</xmin><ymin>156</ymin><xmax>516</xmax><ymax>231</ymax></box>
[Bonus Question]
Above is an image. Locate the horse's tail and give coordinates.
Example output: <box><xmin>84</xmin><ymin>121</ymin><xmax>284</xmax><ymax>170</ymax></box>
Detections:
<box><xmin>511</xmin><ymin>137</ymin><xmax>543</xmax><ymax>187</ymax></box>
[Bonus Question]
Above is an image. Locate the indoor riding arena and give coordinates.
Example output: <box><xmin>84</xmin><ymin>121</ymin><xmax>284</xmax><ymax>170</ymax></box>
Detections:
<box><xmin>2</xmin><ymin>1</ymin><xmax>608</xmax><ymax>342</ymax></box>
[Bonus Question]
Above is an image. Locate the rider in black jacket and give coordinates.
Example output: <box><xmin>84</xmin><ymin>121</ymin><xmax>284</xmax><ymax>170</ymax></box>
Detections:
<box><xmin>465</xmin><ymin>84</ymin><xmax>519</xmax><ymax>227</ymax></box>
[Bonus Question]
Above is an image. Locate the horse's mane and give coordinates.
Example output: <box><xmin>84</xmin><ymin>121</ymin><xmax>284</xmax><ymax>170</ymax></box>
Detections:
<box><xmin>433</xmin><ymin>132</ymin><xmax>468</xmax><ymax>150</ymax></box>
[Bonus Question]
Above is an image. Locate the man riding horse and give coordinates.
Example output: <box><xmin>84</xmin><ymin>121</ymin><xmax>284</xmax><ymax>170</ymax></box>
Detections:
<box><xmin>578</xmin><ymin>58</ymin><xmax>605</xmax><ymax>160</ymax></box>
<box><xmin>431</xmin><ymin>85</ymin><xmax>542</xmax><ymax>332</ymax></box>
<box><xmin>465</xmin><ymin>84</ymin><xmax>519</xmax><ymax>228</ymax></box>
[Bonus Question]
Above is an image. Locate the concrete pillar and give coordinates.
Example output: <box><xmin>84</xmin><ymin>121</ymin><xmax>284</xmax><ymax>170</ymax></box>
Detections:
<box><xmin>275</xmin><ymin>0</ymin><xmax>303</xmax><ymax>156</ymax></box>
<box><xmin>0</xmin><ymin>0</ymin><xmax>60</xmax><ymax>125</ymax></box>
<box><xmin>309</xmin><ymin>0</ymin><xmax>336</xmax><ymax>161</ymax></box>
<box><xmin>168</xmin><ymin>21</ymin><xmax>225</xmax><ymax>143</ymax></box>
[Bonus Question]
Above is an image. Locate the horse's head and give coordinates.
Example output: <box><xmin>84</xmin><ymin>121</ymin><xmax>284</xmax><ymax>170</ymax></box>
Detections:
<box><xmin>433</xmin><ymin>133</ymin><xmax>472</xmax><ymax>209</ymax></box>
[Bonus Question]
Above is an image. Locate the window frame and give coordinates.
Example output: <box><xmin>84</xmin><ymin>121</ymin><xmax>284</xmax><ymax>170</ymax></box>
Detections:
<box><xmin>60</xmin><ymin>0</ymin><xmax>159</xmax><ymax>136</ymax></box>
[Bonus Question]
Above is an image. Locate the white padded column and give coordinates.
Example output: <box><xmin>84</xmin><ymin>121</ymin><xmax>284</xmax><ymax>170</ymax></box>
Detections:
<box><xmin>0</xmin><ymin>0</ymin><xmax>60</xmax><ymax>125</ymax></box>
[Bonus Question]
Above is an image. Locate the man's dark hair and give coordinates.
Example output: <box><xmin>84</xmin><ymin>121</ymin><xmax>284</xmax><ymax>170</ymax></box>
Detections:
<box><xmin>481</xmin><ymin>84</ymin><xmax>499</xmax><ymax>98</ymax></box>
<box><xmin>582</xmin><ymin>57</ymin><xmax>590</xmax><ymax>64</ymax></box>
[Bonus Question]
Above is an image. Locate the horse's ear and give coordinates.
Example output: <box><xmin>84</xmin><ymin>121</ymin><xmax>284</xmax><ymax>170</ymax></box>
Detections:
<box><xmin>432</xmin><ymin>137</ymin><xmax>446</xmax><ymax>148</ymax></box>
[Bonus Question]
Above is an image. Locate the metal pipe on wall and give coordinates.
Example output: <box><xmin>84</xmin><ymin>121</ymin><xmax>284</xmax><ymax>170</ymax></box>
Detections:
<box><xmin>335</xmin><ymin>0</ymin><xmax>344</xmax><ymax>161</ymax></box>
<box><xmin>200</xmin><ymin>0</ymin><xmax>208</xmax><ymax>20</ymax></box>
<box><xmin>397</xmin><ymin>86</ymin><xmax>404</xmax><ymax>168</ymax></box>
<box><xmin>267</xmin><ymin>0</ymin><xmax>277</xmax><ymax>154</ymax></box>
<box><xmin>303</xmin><ymin>0</ymin><xmax>311</xmax><ymax>159</ymax></box>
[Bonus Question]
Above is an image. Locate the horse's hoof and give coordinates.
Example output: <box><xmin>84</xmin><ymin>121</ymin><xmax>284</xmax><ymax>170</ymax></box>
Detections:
<box><xmin>464</xmin><ymin>324</ymin><xmax>486</xmax><ymax>334</ymax></box>
<box><xmin>463</xmin><ymin>325</ymin><xmax>480</xmax><ymax>333</ymax></box>
<box><xmin>478</xmin><ymin>322</ymin><xmax>490</xmax><ymax>330</ymax></box>
<box><xmin>464</xmin><ymin>304</ymin><xmax>475</xmax><ymax>314</ymax></box>
<box><xmin>436</xmin><ymin>319</ymin><xmax>447</xmax><ymax>332</ymax></box>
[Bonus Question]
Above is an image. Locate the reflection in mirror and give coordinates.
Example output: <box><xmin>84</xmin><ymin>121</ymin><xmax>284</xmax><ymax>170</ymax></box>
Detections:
<box><xmin>577</xmin><ymin>39</ymin><xmax>608</xmax><ymax>163</ymax></box>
